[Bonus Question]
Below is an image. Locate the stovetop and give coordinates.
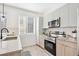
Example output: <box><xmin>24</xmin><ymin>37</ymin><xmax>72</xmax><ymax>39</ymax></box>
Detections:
<box><xmin>45</xmin><ymin>37</ymin><xmax>56</xmax><ymax>43</ymax></box>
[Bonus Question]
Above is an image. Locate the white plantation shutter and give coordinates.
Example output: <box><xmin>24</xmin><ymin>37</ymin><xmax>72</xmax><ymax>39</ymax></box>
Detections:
<box><xmin>19</xmin><ymin>16</ymin><xmax>35</xmax><ymax>34</ymax></box>
<box><xmin>28</xmin><ymin>16</ymin><xmax>34</xmax><ymax>33</ymax></box>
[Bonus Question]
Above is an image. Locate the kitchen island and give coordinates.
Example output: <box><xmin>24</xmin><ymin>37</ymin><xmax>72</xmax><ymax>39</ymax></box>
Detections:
<box><xmin>0</xmin><ymin>36</ymin><xmax>22</xmax><ymax>56</ymax></box>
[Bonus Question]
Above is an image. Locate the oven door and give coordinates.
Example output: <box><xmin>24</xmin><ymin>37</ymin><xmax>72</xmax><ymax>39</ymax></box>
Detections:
<box><xmin>44</xmin><ymin>40</ymin><xmax>56</xmax><ymax>56</ymax></box>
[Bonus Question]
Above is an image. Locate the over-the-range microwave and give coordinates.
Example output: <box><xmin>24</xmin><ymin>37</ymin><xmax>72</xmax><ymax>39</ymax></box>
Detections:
<box><xmin>48</xmin><ymin>17</ymin><xmax>61</xmax><ymax>28</ymax></box>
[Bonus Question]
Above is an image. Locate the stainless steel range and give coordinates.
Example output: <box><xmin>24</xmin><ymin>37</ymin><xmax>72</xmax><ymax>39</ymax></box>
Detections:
<box><xmin>44</xmin><ymin>37</ymin><xmax>57</xmax><ymax>56</ymax></box>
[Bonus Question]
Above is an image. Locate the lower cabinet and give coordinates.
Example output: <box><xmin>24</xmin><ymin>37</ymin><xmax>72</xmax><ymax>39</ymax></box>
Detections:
<box><xmin>0</xmin><ymin>50</ymin><xmax>21</xmax><ymax>56</ymax></box>
<box><xmin>39</xmin><ymin>35</ymin><xmax>47</xmax><ymax>48</ymax></box>
<box><xmin>56</xmin><ymin>39</ymin><xmax>77</xmax><ymax>56</ymax></box>
<box><xmin>64</xmin><ymin>46</ymin><xmax>77</xmax><ymax>56</ymax></box>
<box><xmin>56</xmin><ymin>43</ymin><xmax>64</xmax><ymax>56</ymax></box>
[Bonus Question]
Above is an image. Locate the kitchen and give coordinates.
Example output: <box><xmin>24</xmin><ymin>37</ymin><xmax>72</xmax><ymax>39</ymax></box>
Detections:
<box><xmin>0</xmin><ymin>3</ymin><xmax>78</xmax><ymax>56</ymax></box>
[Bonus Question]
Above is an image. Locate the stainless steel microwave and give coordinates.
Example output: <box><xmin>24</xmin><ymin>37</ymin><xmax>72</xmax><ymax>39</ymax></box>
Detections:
<box><xmin>48</xmin><ymin>17</ymin><xmax>60</xmax><ymax>28</ymax></box>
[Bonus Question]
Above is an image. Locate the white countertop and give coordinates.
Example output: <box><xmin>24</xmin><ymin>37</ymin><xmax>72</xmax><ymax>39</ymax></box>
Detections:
<box><xmin>0</xmin><ymin>36</ymin><xmax>22</xmax><ymax>55</ymax></box>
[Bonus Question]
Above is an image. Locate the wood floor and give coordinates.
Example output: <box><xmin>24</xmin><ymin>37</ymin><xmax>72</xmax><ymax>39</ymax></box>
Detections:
<box><xmin>21</xmin><ymin>45</ymin><xmax>53</xmax><ymax>56</ymax></box>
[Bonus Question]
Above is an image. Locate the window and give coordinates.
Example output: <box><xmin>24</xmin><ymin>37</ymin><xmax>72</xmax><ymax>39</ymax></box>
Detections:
<box><xmin>27</xmin><ymin>16</ymin><xmax>34</xmax><ymax>33</ymax></box>
<box><xmin>19</xmin><ymin>16</ymin><xmax>35</xmax><ymax>34</ymax></box>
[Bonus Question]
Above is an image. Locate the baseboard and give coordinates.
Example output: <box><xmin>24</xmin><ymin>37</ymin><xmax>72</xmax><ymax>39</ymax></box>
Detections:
<box><xmin>36</xmin><ymin>44</ymin><xmax>45</xmax><ymax>50</ymax></box>
<box><xmin>23</xmin><ymin>45</ymin><xmax>36</xmax><ymax>49</ymax></box>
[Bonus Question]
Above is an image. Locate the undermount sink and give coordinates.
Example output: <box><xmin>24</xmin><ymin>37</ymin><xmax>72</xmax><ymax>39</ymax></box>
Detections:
<box><xmin>0</xmin><ymin>33</ymin><xmax>17</xmax><ymax>41</ymax></box>
<box><xmin>2</xmin><ymin>36</ymin><xmax>17</xmax><ymax>41</ymax></box>
<box><xmin>0</xmin><ymin>36</ymin><xmax>17</xmax><ymax>49</ymax></box>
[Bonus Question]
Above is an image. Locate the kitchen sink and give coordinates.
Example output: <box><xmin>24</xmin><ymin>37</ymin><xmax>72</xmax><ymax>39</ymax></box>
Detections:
<box><xmin>2</xmin><ymin>36</ymin><xmax>17</xmax><ymax>41</ymax></box>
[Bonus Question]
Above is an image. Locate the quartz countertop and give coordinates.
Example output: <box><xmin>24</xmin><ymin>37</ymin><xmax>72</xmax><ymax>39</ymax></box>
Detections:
<box><xmin>0</xmin><ymin>36</ymin><xmax>22</xmax><ymax>55</ymax></box>
<box><xmin>42</xmin><ymin>33</ymin><xmax>77</xmax><ymax>43</ymax></box>
<box><xmin>57</xmin><ymin>35</ymin><xmax>77</xmax><ymax>43</ymax></box>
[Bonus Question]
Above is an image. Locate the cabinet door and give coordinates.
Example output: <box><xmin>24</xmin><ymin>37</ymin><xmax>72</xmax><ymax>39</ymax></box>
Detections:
<box><xmin>59</xmin><ymin>5</ymin><xmax>69</xmax><ymax>27</ymax></box>
<box><xmin>68</xmin><ymin>4</ymin><xmax>77</xmax><ymax>26</ymax></box>
<box><xmin>7</xmin><ymin>40</ymin><xmax>18</xmax><ymax>51</ymax></box>
<box><xmin>64</xmin><ymin>46</ymin><xmax>77</xmax><ymax>56</ymax></box>
<box><xmin>39</xmin><ymin>17</ymin><xmax>43</xmax><ymax>34</ymax></box>
<box><xmin>43</xmin><ymin>16</ymin><xmax>48</xmax><ymax>28</ymax></box>
<box><xmin>39</xmin><ymin>35</ymin><xmax>47</xmax><ymax>48</ymax></box>
<box><xmin>56</xmin><ymin>43</ymin><xmax>65</xmax><ymax>56</ymax></box>
<box><xmin>39</xmin><ymin>35</ymin><xmax>44</xmax><ymax>48</ymax></box>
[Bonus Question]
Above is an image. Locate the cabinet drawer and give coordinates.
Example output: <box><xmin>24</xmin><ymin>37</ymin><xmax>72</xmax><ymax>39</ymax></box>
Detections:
<box><xmin>56</xmin><ymin>43</ymin><xmax>65</xmax><ymax>56</ymax></box>
<box><xmin>64</xmin><ymin>46</ymin><xmax>77</xmax><ymax>56</ymax></box>
<box><xmin>64</xmin><ymin>41</ymin><xmax>77</xmax><ymax>48</ymax></box>
<box><xmin>57</xmin><ymin>39</ymin><xmax>77</xmax><ymax>48</ymax></box>
<box><xmin>56</xmin><ymin>39</ymin><xmax>77</xmax><ymax>56</ymax></box>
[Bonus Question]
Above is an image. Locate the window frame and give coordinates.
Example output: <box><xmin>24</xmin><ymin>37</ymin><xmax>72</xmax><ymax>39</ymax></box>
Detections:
<box><xmin>27</xmin><ymin>16</ymin><xmax>35</xmax><ymax>34</ymax></box>
<box><xmin>19</xmin><ymin>16</ymin><xmax>35</xmax><ymax>35</ymax></box>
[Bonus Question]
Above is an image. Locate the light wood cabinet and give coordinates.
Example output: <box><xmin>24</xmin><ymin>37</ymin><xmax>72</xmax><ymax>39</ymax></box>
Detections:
<box><xmin>56</xmin><ymin>43</ymin><xmax>64</xmax><ymax>56</ymax></box>
<box><xmin>56</xmin><ymin>39</ymin><xmax>77</xmax><ymax>56</ymax></box>
<box><xmin>64</xmin><ymin>46</ymin><xmax>77</xmax><ymax>56</ymax></box>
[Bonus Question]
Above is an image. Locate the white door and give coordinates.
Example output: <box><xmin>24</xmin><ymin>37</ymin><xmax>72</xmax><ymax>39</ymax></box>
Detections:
<box><xmin>18</xmin><ymin>16</ymin><xmax>36</xmax><ymax>48</ymax></box>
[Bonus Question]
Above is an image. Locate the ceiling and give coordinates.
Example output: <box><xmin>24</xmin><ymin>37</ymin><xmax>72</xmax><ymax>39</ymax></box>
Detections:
<box><xmin>6</xmin><ymin>3</ymin><xmax>66</xmax><ymax>15</ymax></box>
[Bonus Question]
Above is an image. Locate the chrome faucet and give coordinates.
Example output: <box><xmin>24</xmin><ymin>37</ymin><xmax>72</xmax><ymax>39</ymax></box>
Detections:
<box><xmin>0</xmin><ymin>28</ymin><xmax>9</xmax><ymax>39</ymax></box>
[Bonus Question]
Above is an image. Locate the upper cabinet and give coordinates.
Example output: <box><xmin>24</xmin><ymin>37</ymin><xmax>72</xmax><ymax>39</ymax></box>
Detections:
<box><xmin>39</xmin><ymin>17</ymin><xmax>43</xmax><ymax>34</ymax></box>
<box><xmin>43</xmin><ymin>4</ymin><xmax>77</xmax><ymax>28</ymax></box>
<box><xmin>59</xmin><ymin>5</ymin><xmax>69</xmax><ymax>27</ymax></box>
<box><xmin>68</xmin><ymin>4</ymin><xmax>77</xmax><ymax>27</ymax></box>
<box><xmin>60</xmin><ymin>4</ymin><xmax>77</xmax><ymax>27</ymax></box>
<box><xmin>43</xmin><ymin>16</ymin><xmax>49</xmax><ymax>28</ymax></box>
